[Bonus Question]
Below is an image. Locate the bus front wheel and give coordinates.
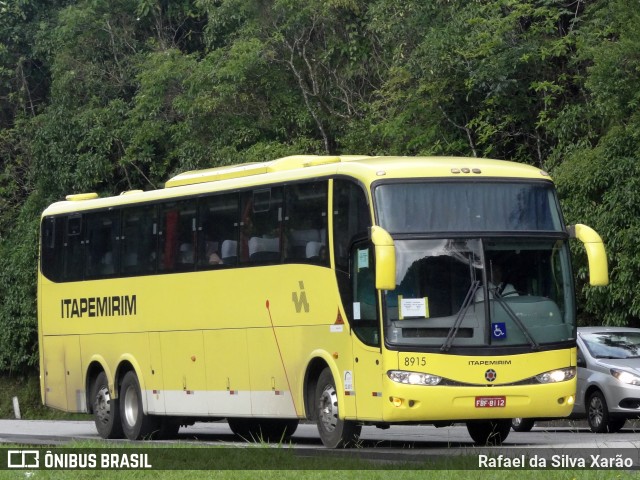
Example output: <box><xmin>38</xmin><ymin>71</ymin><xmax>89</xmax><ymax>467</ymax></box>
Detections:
<box><xmin>315</xmin><ymin>368</ymin><xmax>361</xmax><ymax>448</ymax></box>
<box><xmin>91</xmin><ymin>371</ymin><xmax>124</xmax><ymax>439</ymax></box>
<box><xmin>511</xmin><ymin>417</ymin><xmax>535</xmax><ymax>432</ymax></box>
<box><xmin>120</xmin><ymin>371</ymin><xmax>159</xmax><ymax>440</ymax></box>
<box><xmin>466</xmin><ymin>419</ymin><xmax>511</xmax><ymax>445</ymax></box>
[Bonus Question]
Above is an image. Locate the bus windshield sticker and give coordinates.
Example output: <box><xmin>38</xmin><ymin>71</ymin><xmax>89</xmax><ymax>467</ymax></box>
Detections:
<box><xmin>492</xmin><ymin>322</ymin><xmax>507</xmax><ymax>340</ymax></box>
<box><xmin>353</xmin><ymin>302</ymin><xmax>361</xmax><ymax>320</ymax></box>
<box><xmin>357</xmin><ymin>249</ymin><xmax>368</xmax><ymax>270</ymax></box>
<box><xmin>400</xmin><ymin>298</ymin><xmax>428</xmax><ymax>319</ymax></box>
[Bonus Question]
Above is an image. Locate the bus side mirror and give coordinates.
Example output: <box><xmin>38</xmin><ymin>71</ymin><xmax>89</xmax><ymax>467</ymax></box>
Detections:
<box><xmin>568</xmin><ymin>224</ymin><xmax>609</xmax><ymax>286</ymax></box>
<box><xmin>371</xmin><ymin>226</ymin><xmax>396</xmax><ymax>291</ymax></box>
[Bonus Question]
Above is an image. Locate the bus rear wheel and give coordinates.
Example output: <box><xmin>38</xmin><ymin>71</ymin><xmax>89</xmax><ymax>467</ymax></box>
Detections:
<box><xmin>120</xmin><ymin>371</ymin><xmax>160</xmax><ymax>440</ymax></box>
<box><xmin>91</xmin><ymin>371</ymin><xmax>124</xmax><ymax>439</ymax></box>
<box><xmin>315</xmin><ymin>368</ymin><xmax>361</xmax><ymax>448</ymax></box>
<box><xmin>466</xmin><ymin>419</ymin><xmax>511</xmax><ymax>445</ymax></box>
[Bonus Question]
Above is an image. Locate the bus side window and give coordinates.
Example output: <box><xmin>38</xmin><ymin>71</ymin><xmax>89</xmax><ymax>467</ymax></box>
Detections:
<box><xmin>63</xmin><ymin>215</ymin><xmax>84</xmax><ymax>282</ymax></box>
<box><xmin>159</xmin><ymin>200</ymin><xmax>197</xmax><ymax>272</ymax></box>
<box><xmin>41</xmin><ymin>216</ymin><xmax>64</xmax><ymax>282</ymax></box>
<box><xmin>332</xmin><ymin>179</ymin><xmax>378</xmax><ymax>346</ymax></box>
<box><xmin>333</xmin><ymin>180</ymin><xmax>370</xmax><ymax>273</ymax></box>
<box><xmin>241</xmin><ymin>187</ymin><xmax>283</xmax><ymax>265</ymax></box>
<box><xmin>122</xmin><ymin>205</ymin><xmax>157</xmax><ymax>275</ymax></box>
<box><xmin>85</xmin><ymin>211</ymin><xmax>120</xmax><ymax>279</ymax></box>
<box><xmin>351</xmin><ymin>244</ymin><xmax>379</xmax><ymax>346</ymax></box>
<box><xmin>284</xmin><ymin>181</ymin><xmax>328</xmax><ymax>265</ymax></box>
<box><xmin>197</xmin><ymin>193</ymin><xmax>239</xmax><ymax>268</ymax></box>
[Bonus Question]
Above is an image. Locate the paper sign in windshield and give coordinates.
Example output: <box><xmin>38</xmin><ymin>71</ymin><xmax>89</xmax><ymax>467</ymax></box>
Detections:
<box><xmin>357</xmin><ymin>249</ymin><xmax>369</xmax><ymax>270</ymax></box>
<box><xmin>400</xmin><ymin>297</ymin><xmax>429</xmax><ymax>319</ymax></box>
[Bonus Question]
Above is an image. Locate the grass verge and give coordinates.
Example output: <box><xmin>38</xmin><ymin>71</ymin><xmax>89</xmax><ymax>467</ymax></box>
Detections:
<box><xmin>0</xmin><ymin>440</ymin><xmax>635</xmax><ymax>480</ymax></box>
<box><xmin>0</xmin><ymin>374</ymin><xmax>85</xmax><ymax>420</ymax></box>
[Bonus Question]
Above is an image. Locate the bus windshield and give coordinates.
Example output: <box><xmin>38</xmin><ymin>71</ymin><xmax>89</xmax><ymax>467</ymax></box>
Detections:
<box><xmin>375</xmin><ymin>181</ymin><xmax>574</xmax><ymax>349</ymax></box>
<box><xmin>383</xmin><ymin>238</ymin><xmax>575</xmax><ymax>349</ymax></box>
<box><xmin>375</xmin><ymin>181</ymin><xmax>563</xmax><ymax>233</ymax></box>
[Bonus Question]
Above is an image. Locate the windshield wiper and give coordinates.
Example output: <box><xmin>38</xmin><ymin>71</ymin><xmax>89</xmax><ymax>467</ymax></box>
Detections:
<box><xmin>493</xmin><ymin>295</ymin><xmax>540</xmax><ymax>351</ymax></box>
<box><xmin>441</xmin><ymin>280</ymin><xmax>480</xmax><ymax>352</ymax></box>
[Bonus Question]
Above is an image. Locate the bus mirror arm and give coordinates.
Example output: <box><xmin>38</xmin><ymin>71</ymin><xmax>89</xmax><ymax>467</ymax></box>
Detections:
<box><xmin>370</xmin><ymin>226</ymin><xmax>396</xmax><ymax>291</ymax></box>
<box><xmin>568</xmin><ymin>224</ymin><xmax>609</xmax><ymax>286</ymax></box>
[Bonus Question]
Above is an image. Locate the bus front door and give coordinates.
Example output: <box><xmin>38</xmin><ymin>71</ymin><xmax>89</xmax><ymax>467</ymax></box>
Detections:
<box><xmin>350</xmin><ymin>244</ymin><xmax>384</xmax><ymax>421</ymax></box>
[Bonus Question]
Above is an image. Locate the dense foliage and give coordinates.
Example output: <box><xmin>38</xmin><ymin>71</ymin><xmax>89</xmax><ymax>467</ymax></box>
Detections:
<box><xmin>0</xmin><ymin>0</ymin><xmax>638</xmax><ymax>372</ymax></box>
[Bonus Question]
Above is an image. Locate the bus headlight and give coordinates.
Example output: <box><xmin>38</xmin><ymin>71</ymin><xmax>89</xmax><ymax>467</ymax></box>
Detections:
<box><xmin>535</xmin><ymin>367</ymin><xmax>576</xmax><ymax>384</ymax></box>
<box><xmin>611</xmin><ymin>369</ymin><xmax>640</xmax><ymax>386</ymax></box>
<box><xmin>387</xmin><ymin>370</ymin><xmax>442</xmax><ymax>386</ymax></box>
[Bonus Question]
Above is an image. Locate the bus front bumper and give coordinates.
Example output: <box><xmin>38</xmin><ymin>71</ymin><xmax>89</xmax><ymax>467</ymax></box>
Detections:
<box><xmin>381</xmin><ymin>378</ymin><xmax>576</xmax><ymax>423</ymax></box>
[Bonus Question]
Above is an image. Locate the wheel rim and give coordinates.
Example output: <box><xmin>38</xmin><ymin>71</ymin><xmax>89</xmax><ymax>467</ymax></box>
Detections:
<box><xmin>95</xmin><ymin>386</ymin><xmax>112</xmax><ymax>426</ymax></box>
<box><xmin>589</xmin><ymin>395</ymin><xmax>604</xmax><ymax>428</ymax></box>
<box><xmin>318</xmin><ymin>384</ymin><xmax>339</xmax><ymax>433</ymax></box>
<box><xmin>122</xmin><ymin>384</ymin><xmax>139</xmax><ymax>428</ymax></box>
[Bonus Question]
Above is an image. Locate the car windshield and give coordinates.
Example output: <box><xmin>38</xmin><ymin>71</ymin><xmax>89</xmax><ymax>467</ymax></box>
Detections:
<box><xmin>383</xmin><ymin>238</ymin><xmax>575</xmax><ymax>350</ymax></box>
<box><xmin>581</xmin><ymin>331</ymin><xmax>640</xmax><ymax>359</ymax></box>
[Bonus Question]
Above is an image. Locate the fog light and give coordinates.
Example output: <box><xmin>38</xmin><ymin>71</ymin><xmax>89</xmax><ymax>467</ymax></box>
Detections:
<box><xmin>391</xmin><ymin>397</ymin><xmax>403</xmax><ymax>407</ymax></box>
<box><xmin>567</xmin><ymin>395</ymin><xmax>575</xmax><ymax>406</ymax></box>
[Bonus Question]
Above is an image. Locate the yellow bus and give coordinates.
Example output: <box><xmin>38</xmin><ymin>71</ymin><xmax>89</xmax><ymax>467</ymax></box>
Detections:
<box><xmin>38</xmin><ymin>155</ymin><xmax>608</xmax><ymax>447</ymax></box>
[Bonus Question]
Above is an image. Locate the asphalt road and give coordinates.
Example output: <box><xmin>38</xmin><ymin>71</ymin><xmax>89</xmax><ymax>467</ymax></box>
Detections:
<box><xmin>0</xmin><ymin>418</ymin><xmax>638</xmax><ymax>450</ymax></box>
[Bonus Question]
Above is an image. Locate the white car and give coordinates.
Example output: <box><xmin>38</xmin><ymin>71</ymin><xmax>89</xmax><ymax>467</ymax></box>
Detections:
<box><xmin>512</xmin><ymin>326</ymin><xmax>640</xmax><ymax>433</ymax></box>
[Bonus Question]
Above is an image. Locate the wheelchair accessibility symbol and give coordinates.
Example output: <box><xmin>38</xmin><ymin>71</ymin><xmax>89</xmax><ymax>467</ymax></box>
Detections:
<box><xmin>492</xmin><ymin>322</ymin><xmax>507</xmax><ymax>340</ymax></box>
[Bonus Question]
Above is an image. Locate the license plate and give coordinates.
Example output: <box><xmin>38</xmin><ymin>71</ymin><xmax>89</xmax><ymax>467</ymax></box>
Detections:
<box><xmin>475</xmin><ymin>396</ymin><xmax>506</xmax><ymax>408</ymax></box>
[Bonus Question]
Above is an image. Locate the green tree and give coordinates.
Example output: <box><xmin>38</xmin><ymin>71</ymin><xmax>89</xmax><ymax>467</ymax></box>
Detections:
<box><xmin>552</xmin><ymin>0</ymin><xmax>640</xmax><ymax>327</ymax></box>
<box><xmin>1</xmin><ymin>0</ymin><xmax>639</xmax><ymax>374</ymax></box>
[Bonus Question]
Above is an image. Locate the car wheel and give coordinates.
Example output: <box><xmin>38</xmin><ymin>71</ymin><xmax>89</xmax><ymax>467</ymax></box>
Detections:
<box><xmin>587</xmin><ymin>390</ymin><xmax>613</xmax><ymax>433</ymax></box>
<box><xmin>511</xmin><ymin>418</ymin><xmax>535</xmax><ymax>432</ymax></box>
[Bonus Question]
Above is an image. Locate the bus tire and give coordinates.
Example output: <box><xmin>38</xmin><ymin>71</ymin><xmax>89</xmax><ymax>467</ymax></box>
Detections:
<box><xmin>315</xmin><ymin>368</ymin><xmax>361</xmax><ymax>448</ymax></box>
<box><xmin>511</xmin><ymin>417</ymin><xmax>535</xmax><ymax>432</ymax></box>
<box><xmin>466</xmin><ymin>419</ymin><xmax>511</xmax><ymax>445</ymax></box>
<box><xmin>120</xmin><ymin>371</ymin><xmax>159</xmax><ymax>440</ymax></box>
<box><xmin>91</xmin><ymin>371</ymin><xmax>124</xmax><ymax>439</ymax></box>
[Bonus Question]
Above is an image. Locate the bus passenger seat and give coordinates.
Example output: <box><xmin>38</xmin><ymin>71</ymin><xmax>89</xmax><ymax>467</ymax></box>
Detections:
<box><xmin>290</xmin><ymin>229</ymin><xmax>320</xmax><ymax>259</ymax></box>
<box><xmin>306</xmin><ymin>241</ymin><xmax>323</xmax><ymax>261</ymax></box>
<box><xmin>179</xmin><ymin>243</ymin><xmax>194</xmax><ymax>264</ymax></box>
<box><xmin>100</xmin><ymin>252</ymin><xmax>115</xmax><ymax>275</ymax></box>
<box><xmin>221</xmin><ymin>240</ymin><xmax>238</xmax><ymax>265</ymax></box>
<box><xmin>248</xmin><ymin>236</ymin><xmax>280</xmax><ymax>263</ymax></box>
<box><xmin>123</xmin><ymin>252</ymin><xmax>138</xmax><ymax>271</ymax></box>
